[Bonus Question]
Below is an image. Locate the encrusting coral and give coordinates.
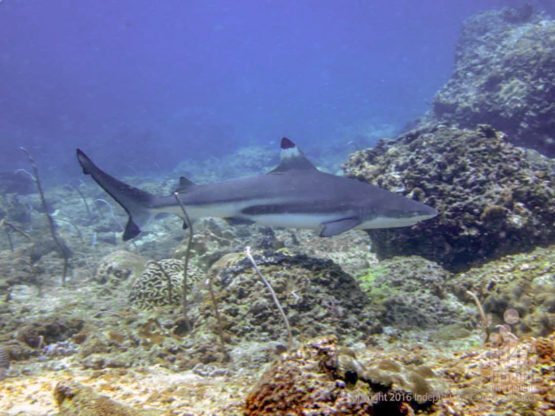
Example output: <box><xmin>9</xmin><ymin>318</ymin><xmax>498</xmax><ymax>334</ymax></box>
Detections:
<box><xmin>245</xmin><ymin>335</ymin><xmax>446</xmax><ymax>416</ymax></box>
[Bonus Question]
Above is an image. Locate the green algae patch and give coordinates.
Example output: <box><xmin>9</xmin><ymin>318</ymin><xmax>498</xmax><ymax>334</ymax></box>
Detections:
<box><xmin>354</xmin><ymin>256</ymin><xmax>471</xmax><ymax>329</ymax></box>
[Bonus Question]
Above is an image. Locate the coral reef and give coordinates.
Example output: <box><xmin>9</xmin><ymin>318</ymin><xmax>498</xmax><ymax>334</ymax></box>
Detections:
<box><xmin>448</xmin><ymin>244</ymin><xmax>555</xmax><ymax>336</ymax></box>
<box><xmin>357</xmin><ymin>256</ymin><xmax>472</xmax><ymax>329</ymax></box>
<box><xmin>344</xmin><ymin>124</ymin><xmax>555</xmax><ymax>270</ymax></box>
<box><xmin>244</xmin><ymin>335</ymin><xmax>446</xmax><ymax>415</ymax></box>
<box><xmin>430</xmin><ymin>8</ymin><xmax>555</xmax><ymax>156</ymax></box>
<box><xmin>0</xmin><ymin>53</ymin><xmax>553</xmax><ymax>415</ymax></box>
<box><xmin>201</xmin><ymin>251</ymin><xmax>381</xmax><ymax>344</ymax></box>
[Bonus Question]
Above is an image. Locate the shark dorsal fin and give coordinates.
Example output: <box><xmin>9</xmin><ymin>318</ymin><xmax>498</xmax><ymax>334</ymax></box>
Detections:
<box><xmin>175</xmin><ymin>176</ymin><xmax>195</xmax><ymax>193</ymax></box>
<box><xmin>269</xmin><ymin>137</ymin><xmax>317</xmax><ymax>174</ymax></box>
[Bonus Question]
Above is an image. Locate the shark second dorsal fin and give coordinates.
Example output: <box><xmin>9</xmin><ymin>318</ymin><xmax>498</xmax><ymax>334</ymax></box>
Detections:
<box><xmin>269</xmin><ymin>137</ymin><xmax>317</xmax><ymax>174</ymax></box>
<box><xmin>175</xmin><ymin>176</ymin><xmax>195</xmax><ymax>193</ymax></box>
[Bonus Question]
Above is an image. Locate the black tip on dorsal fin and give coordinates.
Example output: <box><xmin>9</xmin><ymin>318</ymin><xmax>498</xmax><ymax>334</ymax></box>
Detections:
<box><xmin>269</xmin><ymin>137</ymin><xmax>317</xmax><ymax>174</ymax></box>
<box><xmin>281</xmin><ymin>137</ymin><xmax>296</xmax><ymax>149</ymax></box>
<box><xmin>175</xmin><ymin>176</ymin><xmax>195</xmax><ymax>193</ymax></box>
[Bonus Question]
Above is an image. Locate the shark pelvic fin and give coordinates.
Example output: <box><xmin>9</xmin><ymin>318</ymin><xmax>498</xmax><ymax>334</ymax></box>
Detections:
<box><xmin>319</xmin><ymin>217</ymin><xmax>361</xmax><ymax>237</ymax></box>
<box><xmin>269</xmin><ymin>137</ymin><xmax>317</xmax><ymax>173</ymax></box>
<box><xmin>175</xmin><ymin>176</ymin><xmax>195</xmax><ymax>193</ymax></box>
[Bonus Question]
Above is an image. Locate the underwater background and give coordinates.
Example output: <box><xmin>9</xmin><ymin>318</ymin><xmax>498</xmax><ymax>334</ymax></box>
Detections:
<box><xmin>1</xmin><ymin>0</ymin><xmax>545</xmax><ymax>177</ymax></box>
<box><xmin>0</xmin><ymin>1</ymin><xmax>554</xmax><ymax>415</ymax></box>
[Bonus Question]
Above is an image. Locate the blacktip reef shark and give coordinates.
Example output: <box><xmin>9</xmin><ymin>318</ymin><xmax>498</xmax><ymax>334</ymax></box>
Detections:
<box><xmin>76</xmin><ymin>138</ymin><xmax>437</xmax><ymax>241</ymax></box>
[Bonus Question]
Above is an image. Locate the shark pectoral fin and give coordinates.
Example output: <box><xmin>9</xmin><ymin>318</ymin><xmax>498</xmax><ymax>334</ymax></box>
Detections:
<box><xmin>319</xmin><ymin>217</ymin><xmax>361</xmax><ymax>237</ymax></box>
<box><xmin>224</xmin><ymin>217</ymin><xmax>256</xmax><ymax>226</ymax></box>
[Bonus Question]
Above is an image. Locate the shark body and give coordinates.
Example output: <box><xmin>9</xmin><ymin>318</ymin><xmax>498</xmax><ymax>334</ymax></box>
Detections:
<box><xmin>76</xmin><ymin>138</ymin><xmax>437</xmax><ymax>241</ymax></box>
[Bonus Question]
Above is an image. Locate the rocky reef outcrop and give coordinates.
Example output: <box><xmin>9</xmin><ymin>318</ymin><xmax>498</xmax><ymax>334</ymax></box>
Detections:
<box><xmin>344</xmin><ymin>124</ymin><xmax>555</xmax><ymax>270</ymax></box>
<box><xmin>430</xmin><ymin>7</ymin><xmax>555</xmax><ymax>157</ymax></box>
<box><xmin>201</xmin><ymin>251</ymin><xmax>381</xmax><ymax>344</ymax></box>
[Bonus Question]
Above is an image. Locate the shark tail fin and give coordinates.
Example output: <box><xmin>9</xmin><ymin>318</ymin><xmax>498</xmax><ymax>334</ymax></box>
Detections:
<box><xmin>76</xmin><ymin>149</ymin><xmax>154</xmax><ymax>241</ymax></box>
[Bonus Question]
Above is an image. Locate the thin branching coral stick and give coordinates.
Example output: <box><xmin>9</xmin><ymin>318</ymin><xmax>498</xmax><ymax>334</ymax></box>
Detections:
<box><xmin>206</xmin><ymin>272</ymin><xmax>229</xmax><ymax>361</ymax></box>
<box><xmin>173</xmin><ymin>192</ymin><xmax>193</xmax><ymax>331</ymax></box>
<box><xmin>245</xmin><ymin>246</ymin><xmax>293</xmax><ymax>350</ymax></box>
<box><xmin>0</xmin><ymin>219</ymin><xmax>33</xmax><ymax>241</ymax></box>
<box><xmin>20</xmin><ymin>147</ymin><xmax>70</xmax><ymax>286</ymax></box>
<box><xmin>466</xmin><ymin>290</ymin><xmax>490</xmax><ymax>343</ymax></box>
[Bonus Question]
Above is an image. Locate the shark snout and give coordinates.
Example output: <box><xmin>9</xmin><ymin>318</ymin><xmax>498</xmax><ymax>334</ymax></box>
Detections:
<box><xmin>419</xmin><ymin>205</ymin><xmax>438</xmax><ymax>220</ymax></box>
<box><xmin>406</xmin><ymin>204</ymin><xmax>438</xmax><ymax>225</ymax></box>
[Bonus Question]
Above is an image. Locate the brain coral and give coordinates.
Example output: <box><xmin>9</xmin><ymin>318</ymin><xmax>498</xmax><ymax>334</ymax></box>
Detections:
<box><xmin>129</xmin><ymin>259</ymin><xmax>184</xmax><ymax>309</ymax></box>
<box><xmin>344</xmin><ymin>124</ymin><xmax>555</xmax><ymax>271</ymax></box>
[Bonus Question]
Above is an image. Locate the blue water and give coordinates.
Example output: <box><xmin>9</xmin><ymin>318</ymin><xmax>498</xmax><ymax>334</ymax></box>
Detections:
<box><xmin>0</xmin><ymin>0</ymin><xmax>544</xmax><ymax>179</ymax></box>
